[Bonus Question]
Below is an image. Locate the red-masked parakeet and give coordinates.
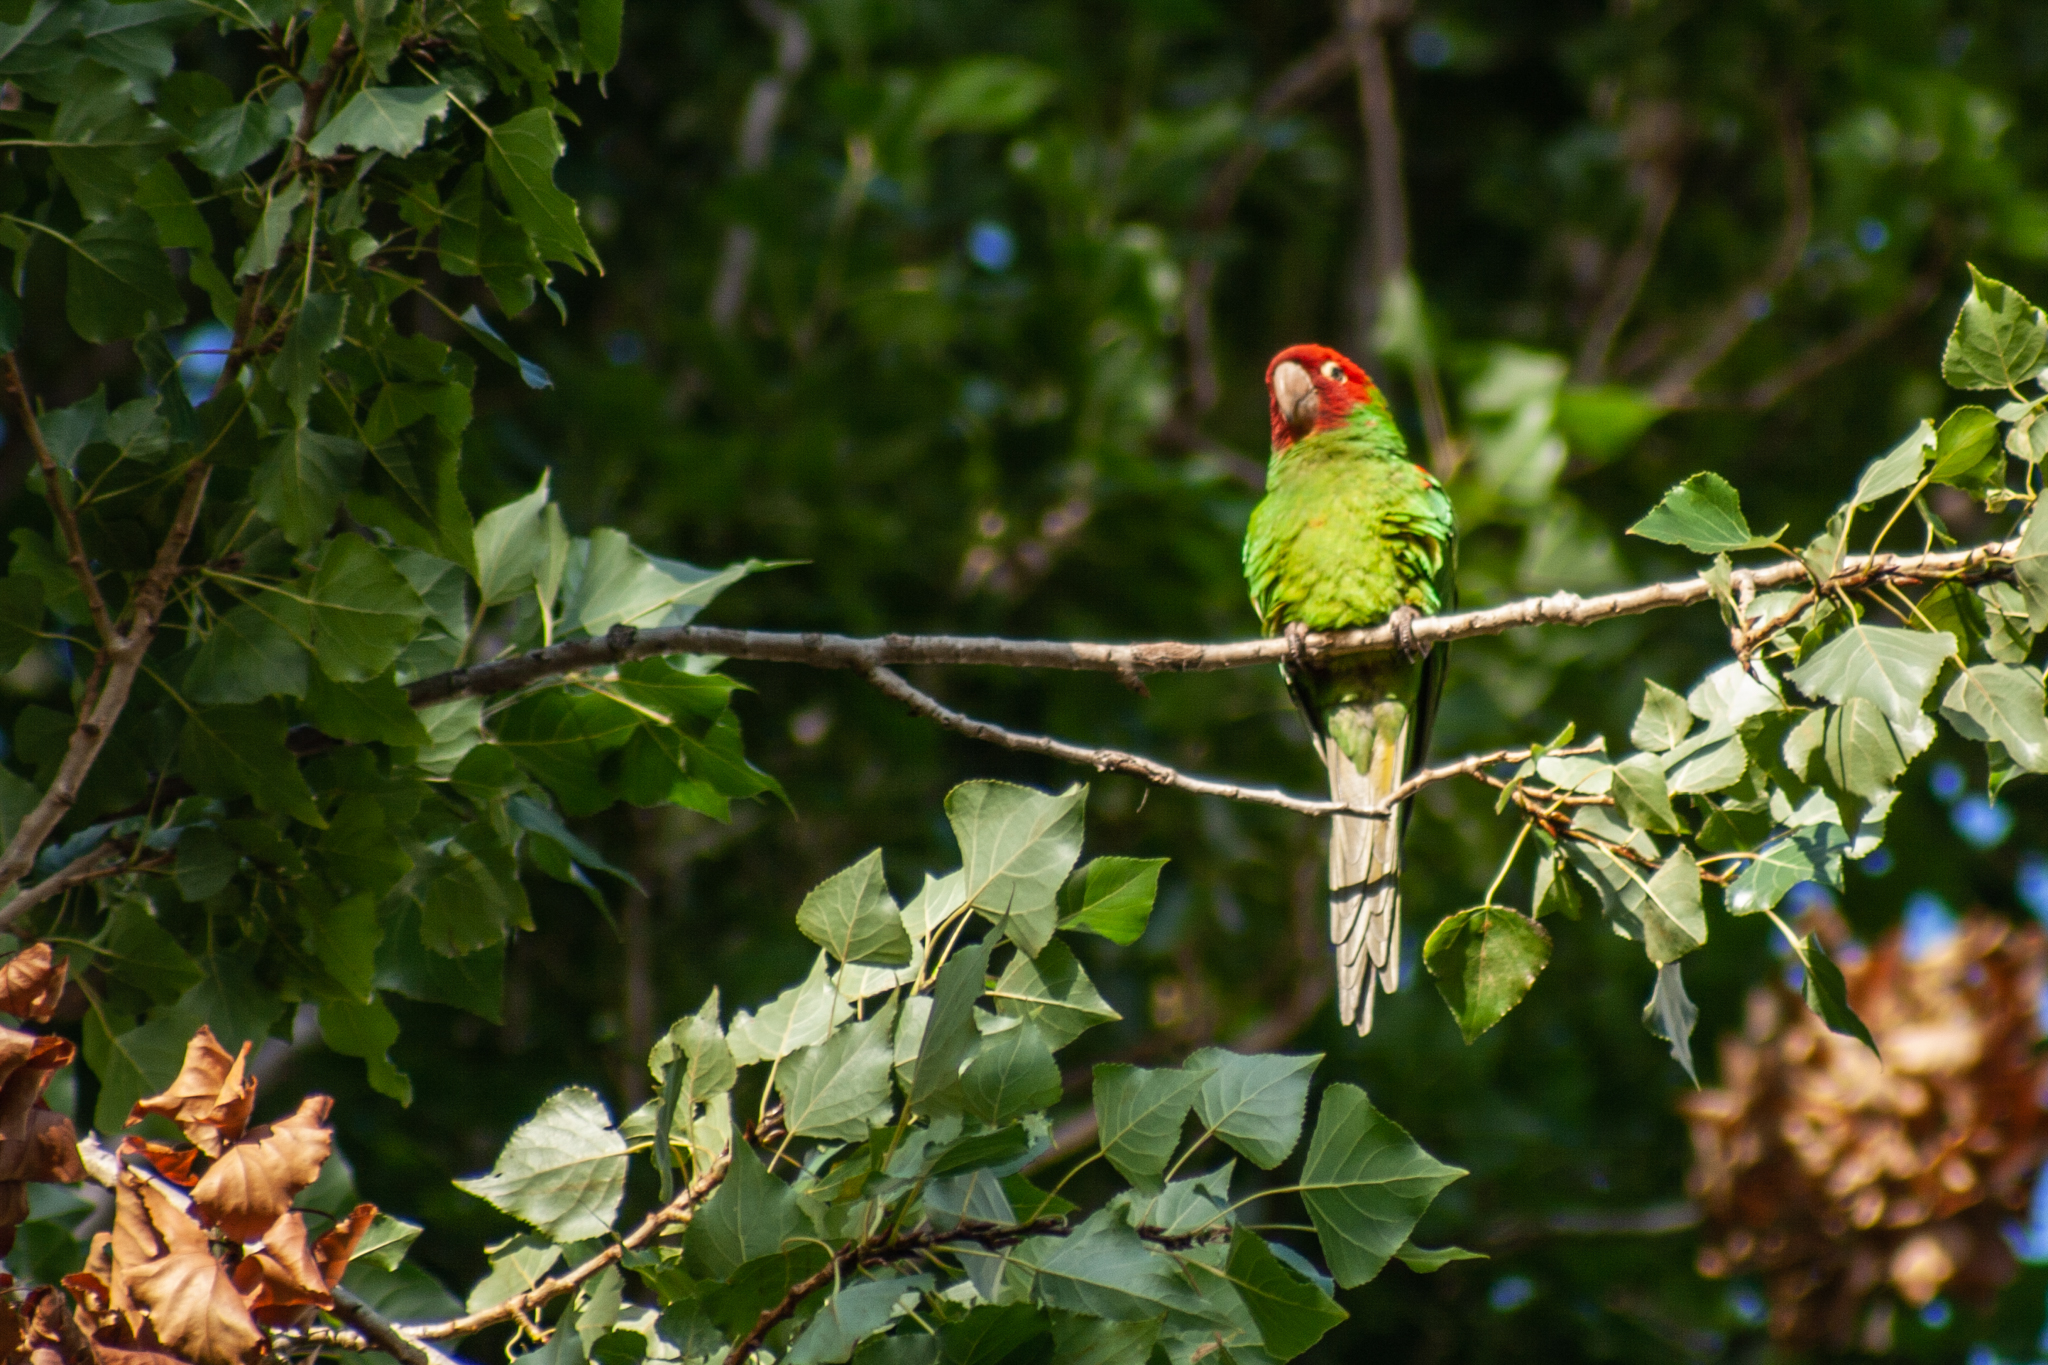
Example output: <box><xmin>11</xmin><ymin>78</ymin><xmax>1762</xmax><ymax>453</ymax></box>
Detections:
<box><xmin>1243</xmin><ymin>344</ymin><xmax>1456</xmax><ymax>1034</ymax></box>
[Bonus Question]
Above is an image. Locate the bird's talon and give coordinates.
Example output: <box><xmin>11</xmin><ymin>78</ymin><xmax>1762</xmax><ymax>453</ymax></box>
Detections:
<box><xmin>1284</xmin><ymin>621</ymin><xmax>1310</xmax><ymax>669</ymax></box>
<box><xmin>1390</xmin><ymin>605</ymin><xmax>1426</xmax><ymax>663</ymax></box>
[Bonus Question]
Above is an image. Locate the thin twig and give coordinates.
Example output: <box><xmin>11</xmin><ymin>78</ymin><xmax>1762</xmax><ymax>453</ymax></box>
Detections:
<box><xmin>865</xmin><ymin>664</ymin><xmax>1602</xmax><ymax>819</ymax></box>
<box><xmin>1573</xmin><ymin>100</ymin><xmax>1684</xmax><ymax>384</ymax></box>
<box><xmin>327</xmin><ymin>1286</ymin><xmax>465</xmax><ymax>1365</ymax></box>
<box><xmin>0</xmin><ymin>840</ymin><xmax>128</xmax><ymax>930</ymax></box>
<box><xmin>405</xmin><ymin>537</ymin><xmax>2021</xmax><ymax>705</ymax></box>
<box><xmin>1183</xmin><ymin>32</ymin><xmax>1351</xmax><ymax>414</ymax></box>
<box><xmin>708</xmin><ymin>0</ymin><xmax>811</xmax><ymax>329</ymax></box>
<box><xmin>411</xmin><ymin>1153</ymin><xmax>729</xmax><ymax>1340</ymax></box>
<box><xmin>0</xmin><ymin>463</ymin><xmax>212</xmax><ymax>895</ymax></box>
<box><xmin>1650</xmin><ymin>97</ymin><xmax>1813</xmax><ymax>407</ymax></box>
<box><xmin>1733</xmin><ymin>262</ymin><xmax>1948</xmax><ymax>411</ymax></box>
<box><xmin>724</xmin><ymin>1218</ymin><xmax>1071</xmax><ymax>1365</ymax></box>
<box><xmin>0</xmin><ymin>353</ymin><xmax>116</xmax><ymax>646</ymax></box>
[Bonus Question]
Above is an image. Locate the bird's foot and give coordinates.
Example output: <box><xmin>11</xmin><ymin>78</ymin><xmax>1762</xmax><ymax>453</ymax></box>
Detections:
<box><xmin>1283</xmin><ymin>620</ymin><xmax>1311</xmax><ymax>669</ymax></box>
<box><xmin>1389</xmin><ymin>604</ymin><xmax>1428</xmax><ymax>663</ymax></box>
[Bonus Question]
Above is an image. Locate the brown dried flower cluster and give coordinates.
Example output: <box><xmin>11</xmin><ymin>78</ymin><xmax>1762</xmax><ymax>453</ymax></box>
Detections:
<box><xmin>6</xmin><ymin>1027</ymin><xmax>375</xmax><ymax>1365</ymax></box>
<box><xmin>0</xmin><ymin>945</ymin><xmax>85</xmax><ymax>1253</ymax></box>
<box><xmin>1682</xmin><ymin>913</ymin><xmax>2048</xmax><ymax>1352</ymax></box>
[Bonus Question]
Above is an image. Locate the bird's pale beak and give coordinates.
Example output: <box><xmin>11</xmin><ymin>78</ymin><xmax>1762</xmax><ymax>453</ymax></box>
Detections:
<box><xmin>1271</xmin><ymin>360</ymin><xmax>1318</xmax><ymax>436</ymax></box>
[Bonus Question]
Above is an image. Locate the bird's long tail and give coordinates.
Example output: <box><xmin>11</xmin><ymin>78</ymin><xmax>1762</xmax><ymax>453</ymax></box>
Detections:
<box><xmin>1323</xmin><ymin>699</ymin><xmax>1410</xmax><ymax>1035</ymax></box>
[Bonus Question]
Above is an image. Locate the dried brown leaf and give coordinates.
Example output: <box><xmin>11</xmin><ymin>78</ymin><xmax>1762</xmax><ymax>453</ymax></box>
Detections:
<box><xmin>127</xmin><ymin>1030</ymin><xmax>253</xmax><ymax>1157</ymax></box>
<box><xmin>233</xmin><ymin>1210</ymin><xmax>331</xmax><ymax>1320</ymax></box>
<box><xmin>189</xmin><ymin>1096</ymin><xmax>333</xmax><ymax>1243</ymax></box>
<box><xmin>0</xmin><ymin>945</ymin><xmax>68</xmax><ymax>1023</ymax></box>
<box><xmin>115</xmin><ymin>1139</ymin><xmax>198</xmax><ymax>1189</ymax></box>
<box><xmin>121</xmin><ymin>1251</ymin><xmax>262</xmax><ymax>1365</ymax></box>
<box><xmin>312</xmin><ymin>1202</ymin><xmax>376</xmax><ymax>1289</ymax></box>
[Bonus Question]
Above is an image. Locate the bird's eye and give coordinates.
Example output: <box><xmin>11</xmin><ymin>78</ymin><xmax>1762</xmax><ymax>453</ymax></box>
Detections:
<box><xmin>1321</xmin><ymin>361</ymin><xmax>1344</xmax><ymax>381</ymax></box>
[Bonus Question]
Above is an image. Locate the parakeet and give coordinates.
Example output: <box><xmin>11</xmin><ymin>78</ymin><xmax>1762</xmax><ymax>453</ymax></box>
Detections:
<box><xmin>1242</xmin><ymin>344</ymin><xmax>1456</xmax><ymax>1035</ymax></box>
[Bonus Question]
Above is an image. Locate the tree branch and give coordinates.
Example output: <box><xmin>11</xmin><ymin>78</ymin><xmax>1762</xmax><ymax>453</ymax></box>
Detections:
<box><xmin>410</xmin><ymin>1152</ymin><xmax>729</xmax><ymax>1340</ymax></box>
<box><xmin>0</xmin><ymin>353</ymin><xmax>116</xmax><ymax>647</ymax></box>
<box><xmin>708</xmin><ymin>0</ymin><xmax>812</xmax><ymax>330</ymax></box>
<box><xmin>724</xmin><ymin>1217</ymin><xmax>1071</xmax><ymax>1365</ymax></box>
<box><xmin>406</xmin><ymin>537</ymin><xmax>2020</xmax><ymax>705</ymax></box>
<box><xmin>0</xmin><ymin>462</ymin><xmax>212</xmax><ymax>895</ymax></box>
<box><xmin>1732</xmin><ymin>261</ymin><xmax>1948</xmax><ymax>411</ymax></box>
<box><xmin>1650</xmin><ymin>99</ymin><xmax>1813</xmax><ymax>407</ymax></box>
<box><xmin>327</xmin><ymin>1285</ymin><xmax>466</xmax><ymax>1365</ymax></box>
<box><xmin>1182</xmin><ymin>32</ymin><xmax>1352</xmax><ymax>414</ymax></box>
<box><xmin>1573</xmin><ymin>100</ymin><xmax>1685</xmax><ymax>384</ymax></box>
<box><xmin>0</xmin><ymin>839</ymin><xmax>153</xmax><ymax>931</ymax></box>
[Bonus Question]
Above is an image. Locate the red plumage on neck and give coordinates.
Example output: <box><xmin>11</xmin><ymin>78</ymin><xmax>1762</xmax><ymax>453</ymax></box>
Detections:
<box><xmin>1265</xmin><ymin>343</ymin><xmax>1380</xmax><ymax>450</ymax></box>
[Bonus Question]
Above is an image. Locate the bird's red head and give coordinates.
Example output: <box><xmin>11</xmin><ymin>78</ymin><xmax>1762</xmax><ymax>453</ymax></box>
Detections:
<box><xmin>1265</xmin><ymin>344</ymin><xmax>1379</xmax><ymax>449</ymax></box>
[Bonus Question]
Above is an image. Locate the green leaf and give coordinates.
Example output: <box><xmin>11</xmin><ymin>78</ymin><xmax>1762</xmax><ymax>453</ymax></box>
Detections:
<box><xmin>1609</xmin><ymin>754</ymin><xmax>1683</xmax><ymax>836</ymax></box>
<box><xmin>101</xmin><ymin>897</ymin><xmax>201</xmax><ymax>1003</ymax></box>
<box><xmin>1941</xmin><ymin>663</ymin><xmax>2048</xmax><ymax>772</ymax></box>
<box><xmin>1850</xmin><ymin>421</ymin><xmax>1935</xmax><ymax>507</ymax></box>
<box><xmin>1942</xmin><ymin>265</ymin><xmax>2048</xmax><ymax>390</ymax></box>
<box><xmin>84</xmin><ymin>1000</ymin><xmax>203</xmax><ymax>1135</ymax></box>
<box><xmin>414</xmin><ymin>822</ymin><xmax>530</xmax><ymax>956</ymax></box>
<box><xmin>908</xmin><ymin>941</ymin><xmax>990</xmax><ymax>1112</ymax></box>
<box><xmin>301</xmin><ymin>887</ymin><xmax>384</xmax><ymax>1000</ymax></box>
<box><xmin>796</xmin><ymin>849</ymin><xmax>912</xmax><ymax>967</ymax></box>
<box><xmin>302</xmin><ymin>669</ymin><xmax>431</xmax><ymax>747</ymax></box>
<box><xmin>1224</xmin><ymin>1228</ymin><xmax>1348</xmax><ymax>1361</ymax></box>
<box><xmin>580</xmin><ymin>0</ymin><xmax>622</xmax><ymax>72</ymax></box>
<box><xmin>269</xmin><ymin>291</ymin><xmax>348</xmax><ymax>417</ymax></box>
<box><xmin>918</xmin><ymin>57</ymin><xmax>1058</xmax><ymax>136</ymax></box>
<box><xmin>494</xmin><ymin>687</ymin><xmax>639</xmax><ymax>816</ymax></box>
<box><xmin>473</xmin><ymin>473</ymin><xmax>551</xmax><ymax>607</ymax></box>
<box><xmin>182</xmin><ymin>593</ymin><xmax>311</xmax><ymax>704</ymax></box>
<box><xmin>1641</xmin><ymin>961</ymin><xmax>1699</xmax><ymax>1084</ymax></box>
<box><xmin>465</xmin><ymin>1235</ymin><xmax>562</xmax><ymax>1315</ymax></box>
<box><xmin>1055</xmin><ymin>856</ymin><xmax>1165</xmax><ymax>945</ymax></box>
<box><xmin>1092</xmin><ymin>1062</ymin><xmax>1208</xmax><ymax>1192</ymax></box>
<box><xmin>1929</xmin><ymin>404</ymin><xmax>2004</xmax><ymax>490</ymax></box>
<box><xmin>1725</xmin><ymin>826</ymin><xmax>1850</xmax><ymax>916</ymax></box>
<box><xmin>1046</xmin><ymin>1312</ymin><xmax>1160</xmax><ymax>1365</ymax></box>
<box><xmin>484</xmin><ymin>108</ymin><xmax>598</xmax><ymax>268</ymax></box>
<box><xmin>309</xmin><ymin>534</ymin><xmax>431</xmax><ymax>682</ymax></box>
<box><xmin>948</xmin><ymin>781</ymin><xmax>1087</xmax><ymax>955</ymax></box>
<box><xmin>1821</xmin><ymin>696</ymin><xmax>1931</xmax><ymax>798</ymax></box>
<box><xmin>1530</xmin><ymin>847</ymin><xmax>1584</xmax><ymax>921</ymax></box>
<box><xmin>187</xmin><ymin>96</ymin><xmax>292</xmax><ymax>177</ymax></box>
<box><xmin>938</xmin><ymin>1305</ymin><xmax>1051</xmax><ymax>1365</ymax></box>
<box><xmin>1011</xmin><ymin>1209</ymin><xmax>1202</xmax><ymax>1320</ymax></box>
<box><xmin>1394</xmin><ymin>1242</ymin><xmax>1486</xmax><ymax>1273</ymax></box>
<box><xmin>1638</xmin><ymin>848</ymin><xmax>1706</xmax><ymax>966</ymax></box>
<box><xmin>236</xmin><ymin>177</ymin><xmax>306</xmax><ymax>279</ymax></box>
<box><xmin>1186</xmin><ymin>1048</ymin><xmax>1320</xmax><ymax>1170</ymax></box>
<box><xmin>49</xmin><ymin>64</ymin><xmax>166</xmax><ymax>222</ymax></box>
<box><xmin>1422</xmin><ymin>904</ymin><xmax>1552</xmax><ymax>1043</ymax></box>
<box><xmin>990</xmin><ymin>938</ymin><xmax>1119</xmax><ymax>1048</ymax></box>
<box><xmin>776</xmin><ymin>1000</ymin><xmax>897</xmax><ymax>1141</ymax></box>
<box><xmin>2015</xmin><ymin>508</ymin><xmax>2048</xmax><ymax>633</ymax></box>
<box><xmin>171</xmin><ymin>826</ymin><xmax>236</xmax><ymax>902</ymax></box>
<box><xmin>319</xmin><ymin>997</ymin><xmax>412</xmax><ymax>1104</ymax></box>
<box><xmin>352</xmin><ymin>1213</ymin><xmax>423</xmax><ymax>1272</ymax></box>
<box><xmin>683</xmin><ymin>1139</ymin><xmax>807</xmax><ymax>1280</ymax></box>
<box><xmin>728</xmin><ymin>952</ymin><xmax>855</xmax><ymax>1067</ymax></box>
<box><xmin>569</xmin><ymin>532</ymin><xmax>760</xmax><ymax>635</ymax></box>
<box><xmin>455</xmin><ymin>1086</ymin><xmax>628</xmax><ymax>1241</ymax></box>
<box><xmin>1788</xmin><ymin>624</ymin><xmax>1956</xmax><ymax>727</ymax></box>
<box><xmin>1297</xmin><ymin>1083</ymin><xmax>1465</xmax><ymax>1289</ymax></box>
<box><xmin>1797</xmin><ymin>935</ymin><xmax>1878</xmax><ymax>1055</ymax></box>
<box><xmin>1629</xmin><ymin>680</ymin><xmax>1692</xmax><ymax>753</ymax></box>
<box><xmin>1626</xmin><ymin>472</ymin><xmax>1781</xmax><ymax>553</ymax></box>
<box><xmin>457</xmin><ymin>305</ymin><xmax>554</xmax><ymax>390</ymax></box>
<box><xmin>306</xmin><ymin>83</ymin><xmax>450</xmax><ymax>158</ymax></box>
<box><xmin>787</xmin><ymin>1274</ymin><xmax>930</xmax><ymax>1365</ymax></box>
<box><xmin>961</xmin><ymin>1020</ymin><xmax>1062</xmax><ymax>1127</ymax></box>
<box><xmin>178</xmin><ymin>702</ymin><xmax>322</xmax><ymax>826</ymax></box>
<box><xmin>65</xmin><ymin>210</ymin><xmax>183</xmax><ymax>343</ymax></box>
<box><xmin>250</xmin><ymin>425</ymin><xmax>364</xmax><ymax>548</ymax></box>
<box><xmin>1978</xmin><ymin>583</ymin><xmax>2034</xmax><ymax>663</ymax></box>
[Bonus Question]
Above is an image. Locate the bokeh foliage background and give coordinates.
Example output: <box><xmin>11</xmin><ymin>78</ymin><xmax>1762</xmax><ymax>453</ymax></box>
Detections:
<box><xmin>16</xmin><ymin>0</ymin><xmax>2048</xmax><ymax>1358</ymax></box>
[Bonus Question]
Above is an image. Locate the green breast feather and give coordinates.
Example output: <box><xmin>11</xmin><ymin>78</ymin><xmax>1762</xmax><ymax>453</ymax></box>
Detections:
<box><xmin>1242</xmin><ymin>419</ymin><xmax>1454</xmax><ymax>638</ymax></box>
